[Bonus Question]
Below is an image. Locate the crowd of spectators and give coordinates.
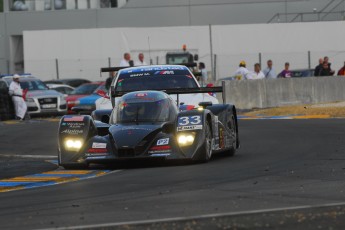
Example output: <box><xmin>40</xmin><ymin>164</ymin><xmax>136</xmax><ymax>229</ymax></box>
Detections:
<box><xmin>233</xmin><ymin>56</ymin><xmax>345</xmax><ymax>80</ymax></box>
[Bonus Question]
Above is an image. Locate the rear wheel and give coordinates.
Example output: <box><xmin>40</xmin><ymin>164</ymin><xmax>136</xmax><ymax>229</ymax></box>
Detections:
<box><xmin>201</xmin><ymin>121</ymin><xmax>212</xmax><ymax>162</ymax></box>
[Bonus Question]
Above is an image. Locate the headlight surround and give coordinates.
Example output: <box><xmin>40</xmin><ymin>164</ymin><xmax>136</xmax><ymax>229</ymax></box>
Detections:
<box><xmin>177</xmin><ymin>132</ymin><xmax>196</xmax><ymax>146</ymax></box>
<box><xmin>26</xmin><ymin>98</ymin><xmax>34</xmax><ymax>102</ymax></box>
<box><xmin>64</xmin><ymin>138</ymin><xmax>83</xmax><ymax>151</ymax></box>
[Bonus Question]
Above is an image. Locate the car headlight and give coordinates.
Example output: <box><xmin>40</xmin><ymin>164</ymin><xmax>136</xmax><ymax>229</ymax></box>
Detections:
<box><xmin>26</xmin><ymin>98</ymin><xmax>34</xmax><ymax>102</ymax></box>
<box><xmin>64</xmin><ymin>138</ymin><xmax>83</xmax><ymax>151</ymax></box>
<box><xmin>177</xmin><ymin>133</ymin><xmax>195</xmax><ymax>146</ymax></box>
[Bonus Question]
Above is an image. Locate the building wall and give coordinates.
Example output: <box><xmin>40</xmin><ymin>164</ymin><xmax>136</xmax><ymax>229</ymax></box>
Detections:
<box><xmin>1</xmin><ymin>0</ymin><xmax>345</xmax><ymax>74</ymax></box>
<box><xmin>23</xmin><ymin>21</ymin><xmax>345</xmax><ymax>81</ymax></box>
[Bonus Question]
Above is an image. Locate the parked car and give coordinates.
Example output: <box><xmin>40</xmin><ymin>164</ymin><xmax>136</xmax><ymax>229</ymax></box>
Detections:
<box><xmin>44</xmin><ymin>78</ymin><xmax>91</xmax><ymax>88</ymax></box>
<box><xmin>46</xmin><ymin>84</ymin><xmax>75</xmax><ymax>97</ymax></box>
<box><xmin>72</xmin><ymin>83</ymin><xmax>106</xmax><ymax>114</ymax></box>
<box><xmin>65</xmin><ymin>82</ymin><xmax>104</xmax><ymax>114</ymax></box>
<box><xmin>0</xmin><ymin>75</ymin><xmax>67</xmax><ymax>116</ymax></box>
<box><xmin>280</xmin><ymin>69</ymin><xmax>315</xmax><ymax>78</ymax></box>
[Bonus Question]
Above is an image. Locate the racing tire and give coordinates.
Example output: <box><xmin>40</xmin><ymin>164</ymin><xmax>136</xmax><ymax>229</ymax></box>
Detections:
<box><xmin>200</xmin><ymin>121</ymin><xmax>212</xmax><ymax>162</ymax></box>
<box><xmin>227</xmin><ymin>115</ymin><xmax>237</xmax><ymax>157</ymax></box>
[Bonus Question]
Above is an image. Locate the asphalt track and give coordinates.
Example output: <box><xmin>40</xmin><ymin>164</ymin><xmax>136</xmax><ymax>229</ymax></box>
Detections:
<box><xmin>1</xmin><ymin>119</ymin><xmax>345</xmax><ymax>229</ymax></box>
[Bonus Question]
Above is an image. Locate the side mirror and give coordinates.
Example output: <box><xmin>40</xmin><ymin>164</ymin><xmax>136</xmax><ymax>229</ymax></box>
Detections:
<box><xmin>96</xmin><ymin>90</ymin><xmax>110</xmax><ymax>99</ymax></box>
<box><xmin>162</xmin><ymin>122</ymin><xmax>175</xmax><ymax>134</ymax></box>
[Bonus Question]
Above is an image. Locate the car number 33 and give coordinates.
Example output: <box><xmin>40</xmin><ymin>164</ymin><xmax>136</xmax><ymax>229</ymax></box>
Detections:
<box><xmin>178</xmin><ymin>116</ymin><xmax>202</xmax><ymax>126</ymax></box>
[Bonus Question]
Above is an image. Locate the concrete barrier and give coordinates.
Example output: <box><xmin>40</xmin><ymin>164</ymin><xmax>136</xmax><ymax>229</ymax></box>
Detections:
<box><xmin>217</xmin><ymin>76</ymin><xmax>345</xmax><ymax>109</ymax></box>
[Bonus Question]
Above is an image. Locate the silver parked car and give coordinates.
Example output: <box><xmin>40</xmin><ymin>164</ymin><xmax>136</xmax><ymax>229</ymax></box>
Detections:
<box><xmin>0</xmin><ymin>75</ymin><xmax>67</xmax><ymax>116</ymax></box>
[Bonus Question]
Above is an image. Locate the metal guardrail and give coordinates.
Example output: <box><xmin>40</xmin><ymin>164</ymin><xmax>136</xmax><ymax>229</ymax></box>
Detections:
<box><xmin>267</xmin><ymin>10</ymin><xmax>345</xmax><ymax>23</ymax></box>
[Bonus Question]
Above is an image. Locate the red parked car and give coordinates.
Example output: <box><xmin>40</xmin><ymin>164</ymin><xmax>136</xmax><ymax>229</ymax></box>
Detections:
<box><xmin>66</xmin><ymin>82</ymin><xmax>103</xmax><ymax>114</ymax></box>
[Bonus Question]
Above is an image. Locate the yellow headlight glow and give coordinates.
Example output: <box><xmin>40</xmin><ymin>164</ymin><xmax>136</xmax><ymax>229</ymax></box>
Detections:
<box><xmin>64</xmin><ymin>139</ymin><xmax>83</xmax><ymax>150</ymax></box>
<box><xmin>178</xmin><ymin>133</ymin><xmax>195</xmax><ymax>146</ymax></box>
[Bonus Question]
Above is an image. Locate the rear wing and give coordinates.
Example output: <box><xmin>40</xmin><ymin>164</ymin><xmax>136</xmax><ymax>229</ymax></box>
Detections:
<box><xmin>100</xmin><ymin>67</ymin><xmax>128</xmax><ymax>73</ymax></box>
<box><xmin>111</xmin><ymin>82</ymin><xmax>227</xmax><ymax>104</ymax></box>
<box><xmin>100</xmin><ymin>63</ymin><xmax>197</xmax><ymax>73</ymax></box>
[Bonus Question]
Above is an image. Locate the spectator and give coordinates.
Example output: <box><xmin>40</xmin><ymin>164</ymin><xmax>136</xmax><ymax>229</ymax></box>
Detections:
<box><xmin>278</xmin><ymin>62</ymin><xmax>292</xmax><ymax>78</ymax></box>
<box><xmin>319</xmin><ymin>61</ymin><xmax>333</xmax><ymax>76</ymax></box>
<box><xmin>247</xmin><ymin>63</ymin><xmax>265</xmax><ymax>80</ymax></box>
<box><xmin>119</xmin><ymin>52</ymin><xmax>133</xmax><ymax>67</ymax></box>
<box><xmin>314</xmin><ymin>58</ymin><xmax>323</xmax><ymax>76</ymax></box>
<box><xmin>337</xmin><ymin>61</ymin><xmax>345</xmax><ymax>76</ymax></box>
<box><xmin>8</xmin><ymin>74</ymin><xmax>27</xmax><ymax>121</ymax></box>
<box><xmin>233</xmin><ymin>60</ymin><xmax>250</xmax><ymax>80</ymax></box>
<box><xmin>198</xmin><ymin>62</ymin><xmax>208</xmax><ymax>86</ymax></box>
<box><xmin>323</xmin><ymin>56</ymin><xmax>335</xmax><ymax>75</ymax></box>
<box><xmin>134</xmin><ymin>53</ymin><xmax>147</xmax><ymax>66</ymax></box>
<box><xmin>262</xmin><ymin>60</ymin><xmax>277</xmax><ymax>79</ymax></box>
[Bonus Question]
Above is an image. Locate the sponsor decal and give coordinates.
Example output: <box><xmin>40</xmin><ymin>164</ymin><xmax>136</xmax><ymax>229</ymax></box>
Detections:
<box><xmin>148</xmin><ymin>145</ymin><xmax>171</xmax><ymax>154</ymax></box>
<box><xmin>177</xmin><ymin>125</ymin><xmax>203</xmax><ymax>131</ymax></box>
<box><xmin>63</xmin><ymin>116</ymin><xmax>84</xmax><ymax>122</ymax></box>
<box><xmin>129</xmin><ymin>73</ymin><xmax>150</xmax><ymax>77</ymax></box>
<box><xmin>178</xmin><ymin>116</ymin><xmax>202</xmax><ymax>126</ymax></box>
<box><xmin>154</xmin><ymin>71</ymin><xmax>175</xmax><ymax>75</ymax></box>
<box><xmin>120</xmin><ymin>127</ymin><xmax>153</xmax><ymax>131</ymax></box>
<box><xmin>219</xmin><ymin>127</ymin><xmax>225</xmax><ymax>149</ymax></box>
<box><xmin>150</xmin><ymin>153</ymin><xmax>171</xmax><ymax>157</ymax></box>
<box><xmin>86</xmin><ymin>148</ymin><xmax>108</xmax><ymax>154</ymax></box>
<box><xmin>86</xmin><ymin>156</ymin><xmax>107</xmax><ymax>159</ymax></box>
<box><xmin>61</xmin><ymin>129</ymin><xmax>83</xmax><ymax>135</ymax></box>
<box><xmin>92</xmin><ymin>142</ymin><xmax>107</xmax><ymax>149</ymax></box>
<box><xmin>157</xmin><ymin>138</ymin><xmax>169</xmax><ymax>146</ymax></box>
<box><xmin>63</xmin><ymin>122</ymin><xmax>85</xmax><ymax>129</ymax></box>
<box><xmin>149</xmin><ymin>145</ymin><xmax>171</xmax><ymax>151</ymax></box>
<box><xmin>135</xmin><ymin>93</ymin><xmax>148</xmax><ymax>97</ymax></box>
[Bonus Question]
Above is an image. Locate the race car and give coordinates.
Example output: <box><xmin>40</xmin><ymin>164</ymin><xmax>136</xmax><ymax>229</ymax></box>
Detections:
<box><xmin>95</xmin><ymin>65</ymin><xmax>219</xmax><ymax>110</ymax></box>
<box><xmin>58</xmin><ymin>89</ymin><xmax>239</xmax><ymax>169</ymax></box>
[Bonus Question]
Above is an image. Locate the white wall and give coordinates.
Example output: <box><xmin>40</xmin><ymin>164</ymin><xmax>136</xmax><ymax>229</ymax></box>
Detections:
<box><xmin>24</xmin><ymin>21</ymin><xmax>345</xmax><ymax>81</ymax></box>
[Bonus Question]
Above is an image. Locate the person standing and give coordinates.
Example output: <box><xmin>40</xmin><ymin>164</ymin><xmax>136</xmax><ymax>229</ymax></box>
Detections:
<box><xmin>119</xmin><ymin>52</ymin><xmax>133</xmax><ymax>67</ymax></box>
<box><xmin>134</xmin><ymin>53</ymin><xmax>147</xmax><ymax>66</ymax></box>
<box><xmin>278</xmin><ymin>62</ymin><xmax>292</xmax><ymax>78</ymax></box>
<box><xmin>198</xmin><ymin>62</ymin><xmax>208</xmax><ymax>86</ymax></box>
<box><xmin>233</xmin><ymin>61</ymin><xmax>250</xmax><ymax>80</ymax></box>
<box><xmin>314</xmin><ymin>58</ymin><xmax>323</xmax><ymax>76</ymax></box>
<box><xmin>8</xmin><ymin>74</ymin><xmax>27</xmax><ymax>121</ymax></box>
<box><xmin>319</xmin><ymin>61</ymin><xmax>333</xmax><ymax>76</ymax></box>
<box><xmin>247</xmin><ymin>63</ymin><xmax>265</xmax><ymax>80</ymax></box>
<box><xmin>337</xmin><ymin>61</ymin><xmax>345</xmax><ymax>76</ymax></box>
<box><xmin>323</xmin><ymin>56</ymin><xmax>335</xmax><ymax>76</ymax></box>
<box><xmin>262</xmin><ymin>60</ymin><xmax>277</xmax><ymax>79</ymax></box>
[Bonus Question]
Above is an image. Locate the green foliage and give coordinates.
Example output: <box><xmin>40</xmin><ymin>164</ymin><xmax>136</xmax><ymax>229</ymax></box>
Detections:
<box><xmin>0</xmin><ymin>0</ymin><xmax>3</xmax><ymax>12</ymax></box>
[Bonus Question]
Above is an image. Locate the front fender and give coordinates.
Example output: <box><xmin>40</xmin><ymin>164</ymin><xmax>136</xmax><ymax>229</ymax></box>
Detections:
<box><xmin>58</xmin><ymin>115</ymin><xmax>97</xmax><ymax>164</ymax></box>
<box><xmin>176</xmin><ymin>109</ymin><xmax>213</xmax><ymax>158</ymax></box>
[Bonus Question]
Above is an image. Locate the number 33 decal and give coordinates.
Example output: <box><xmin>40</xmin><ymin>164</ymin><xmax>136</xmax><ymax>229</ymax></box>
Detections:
<box><xmin>178</xmin><ymin>116</ymin><xmax>202</xmax><ymax>126</ymax></box>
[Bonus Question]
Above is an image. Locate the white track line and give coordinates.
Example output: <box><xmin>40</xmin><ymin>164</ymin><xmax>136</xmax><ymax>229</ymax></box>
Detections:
<box><xmin>0</xmin><ymin>154</ymin><xmax>57</xmax><ymax>159</ymax></box>
<box><xmin>37</xmin><ymin>201</ymin><xmax>345</xmax><ymax>230</ymax></box>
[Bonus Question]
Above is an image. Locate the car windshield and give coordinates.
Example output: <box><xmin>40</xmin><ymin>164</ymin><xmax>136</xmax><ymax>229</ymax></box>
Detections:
<box><xmin>115</xmin><ymin>68</ymin><xmax>198</xmax><ymax>93</ymax></box>
<box><xmin>20</xmin><ymin>80</ymin><xmax>48</xmax><ymax>91</ymax></box>
<box><xmin>116</xmin><ymin>98</ymin><xmax>170</xmax><ymax>123</ymax></box>
<box><xmin>93</xmin><ymin>84</ymin><xmax>106</xmax><ymax>94</ymax></box>
<box><xmin>70</xmin><ymin>84</ymin><xmax>99</xmax><ymax>95</ymax></box>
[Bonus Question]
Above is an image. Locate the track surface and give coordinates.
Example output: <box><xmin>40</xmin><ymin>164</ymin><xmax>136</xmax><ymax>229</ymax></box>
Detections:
<box><xmin>1</xmin><ymin>119</ymin><xmax>345</xmax><ymax>229</ymax></box>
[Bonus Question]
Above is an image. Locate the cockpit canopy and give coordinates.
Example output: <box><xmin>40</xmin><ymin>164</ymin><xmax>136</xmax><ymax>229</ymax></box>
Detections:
<box><xmin>112</xmin><ymin>91</ymin><xmax>178</xmax><ymax>124</ymax></box>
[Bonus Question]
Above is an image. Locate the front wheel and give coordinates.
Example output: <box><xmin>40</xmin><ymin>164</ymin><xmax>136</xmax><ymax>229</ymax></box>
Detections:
<box><xmin>227</xmin><ymin>116</ymin><xmax>237</xmax><ymax>157</ymax></box>
<box><xmin>200</xmin><ymin>121</ymin><xmax>212</xmax><ymax>162</ymax></box>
